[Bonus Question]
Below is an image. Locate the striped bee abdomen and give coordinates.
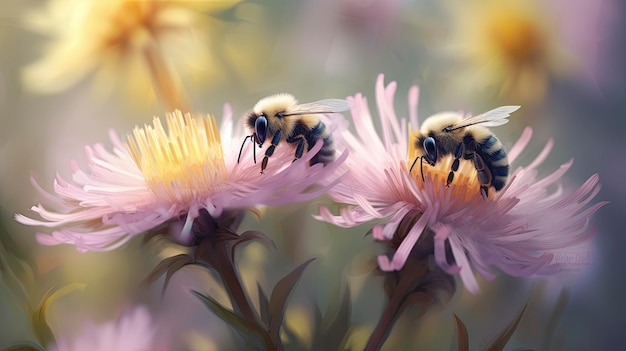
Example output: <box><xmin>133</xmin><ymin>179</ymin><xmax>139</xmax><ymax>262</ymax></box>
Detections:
<box><xmin>307</xmin><ymin>121</ymin><xmax>335</xmax><ymax>166</ymax></box>
<box><xmin>480</xmin><ymin>135</ymin><xmax>509</xmax><ymax>191</ymax></box>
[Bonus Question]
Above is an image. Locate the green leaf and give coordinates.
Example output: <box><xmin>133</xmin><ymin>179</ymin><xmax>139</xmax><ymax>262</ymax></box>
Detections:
<box><xmin>257</xmin><ymin>283</ymin><xmax>270</xmax><ymax>327</ymax></box>
<box><xmin>192</xmin><ymin>290</ymin><xmax>272</xmax><ymax>350</ymax></box>
<box><xmin>0</xmin><ymin>223</ymin><xmax>44</xmax><ymax>350</ymax></box>
<box><xmin>485</xmin><ymin>303</ymin><xmax>528</xmax><ymax>351</ymax></box>
<box><xmin>268</xmin><ymin>258</ymin><xmax>316</xmax><ymax>347</ymax></box>
<box><xmin>314</xmin><ymin>286</ymin><xmax>352</xmax><ymax>351</ymax></box>
<box><xmin>143</xmin><ymin>254</ymin><xmax>193</xmax><ymax>295</ymax></box>
<box><xmin>0</xmin><ymin>222</ymin><xmax>35</xmax><ymax>310</ymax></box>
<box><xmin>32</xmin><ymin>283</ymin><xmax>86</xmax><ymax>347</ymax></box>
<box><xmin>0</xmin><ymin>280</ymin><xmax>36</xmax><ymax>349</ymax></box>
<box><xmin>452</xmin><ymin>314</ymin><xmax>469</xmax><ymax>351</ymax></box>
<box><xmin>311</xmin><ymin>300</ymin><xmax>323</xmax><ymax>332</ymax></box>
<box><xmin>230</xmin><ymin>230</ymin><xmax>276</xmax><ymax>261</ymax></box>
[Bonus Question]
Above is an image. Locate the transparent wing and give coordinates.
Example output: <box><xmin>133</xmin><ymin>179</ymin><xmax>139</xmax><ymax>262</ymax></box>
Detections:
<box><xmin>455</xmin><ymin>105</ymin><xmax>520</xmax><ymax>128</ymax></box>
<box><xmin>285</xmin><ymin>99</ymin><xmax>350</xmax><ymax>115</ymax></box>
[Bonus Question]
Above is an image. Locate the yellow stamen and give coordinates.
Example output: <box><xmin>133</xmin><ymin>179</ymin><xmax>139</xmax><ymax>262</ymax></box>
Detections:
<box><xmin>407</xmin><ymin>131</ymin><xmax>489</xmax><ymax>201</ymax></box>
<box><xmin>126</xmin><ymin>110</ymin><xmax>228</xmax><ymax>203</ymax></box>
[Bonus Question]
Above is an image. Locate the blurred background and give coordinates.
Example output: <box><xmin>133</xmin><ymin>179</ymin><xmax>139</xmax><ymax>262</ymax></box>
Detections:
<box><xmin>0</xmin><ymin>0</ymin><xmax>624</xmax><ymax>349</ymax></box>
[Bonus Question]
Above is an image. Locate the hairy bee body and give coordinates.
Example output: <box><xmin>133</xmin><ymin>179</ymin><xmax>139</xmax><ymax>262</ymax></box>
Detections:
<box><xmin>412</xmin><ymin>106</ymin><xmax>519</xmax><ymax>196</ymax></box>
<box><xmin>240</xmin><ymin>94</ymin><xmax>347</xmax><ymax>172</ymax></box>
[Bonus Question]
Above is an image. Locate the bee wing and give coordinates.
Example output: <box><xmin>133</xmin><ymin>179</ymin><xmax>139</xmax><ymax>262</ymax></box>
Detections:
<box><xmin>455</xmin><ymin>105</ymin><xmax>520</xmax><ymax>129</ymax></box>
<box><xmin>285</xmin><ymin>99</ymin><xmax>350</xmax><ymax>116</ymax></box>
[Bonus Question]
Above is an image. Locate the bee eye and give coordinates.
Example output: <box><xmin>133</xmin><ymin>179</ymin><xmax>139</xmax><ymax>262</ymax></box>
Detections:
<box><xmin>255</xmin><ymin>115</ymin><xmax>268</xmax><ymax>145</ymax></box>
<box><xmin>423</xmin><ymin>137</ymin><xmax>437</xmax><ymax>164</ymax></box>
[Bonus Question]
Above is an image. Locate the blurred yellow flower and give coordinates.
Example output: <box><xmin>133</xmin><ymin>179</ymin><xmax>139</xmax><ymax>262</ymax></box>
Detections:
<box><xmin>444</xmin><ymin>0</ymin><xmax>569</xmax><ymax>103</ymax></box>
<box><xmin>22</xmin><ymin>0</ymin><xmax>241</xmax><ymax>109</ymax></box>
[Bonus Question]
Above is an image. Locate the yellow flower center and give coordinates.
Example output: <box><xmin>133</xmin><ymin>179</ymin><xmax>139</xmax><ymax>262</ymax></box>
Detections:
<box><xmin>102</xmin><ymin>1</ymin><xmax>161</xmax><ymax>50</ymax></box>
<box><xmin>407</xmin><ymin>131</ymin><xmax>489</xmax><ymax>202</ymax></box>
<box><xmin>484</xmin><ymin>8</ymin><xmax>545</xmax><ymax>65</ymax></box>
<box><xmin>126</xmin><ymin>110</ymin><xmax>228</xmax><ymax>203</ymax></box>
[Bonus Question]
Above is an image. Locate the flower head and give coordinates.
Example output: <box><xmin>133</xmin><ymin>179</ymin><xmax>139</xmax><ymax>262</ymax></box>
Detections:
<box><xmin>317</xmin><ymin>74</ymin><xmax>605</xmax><ymax>293</ymax></box>
<box><xmin>16</xmin><ymin>108</ymin><xmax>345</xmax><ymax>252</ymax></box>
<box><xmin>22</xmin><ymin>0</ymin><xmax>240</xmax><ymax>107</ymax></box>
<box><xmin>441</xmin><ymin>0</ymin><xmax>610</xmax><ymax>103</ymax></box>
<box><xmin>49</xmin><ymin>306</ymin><xmax>156</xmax><ymax>351</ymax></box>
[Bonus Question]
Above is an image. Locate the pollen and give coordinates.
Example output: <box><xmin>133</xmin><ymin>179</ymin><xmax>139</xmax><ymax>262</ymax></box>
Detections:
<box><xmin>407</xmin><ymin>132</ymin><xmax>489</xmax><ymax>202</ymax></box>
<box><xmin>126</xmin><ymin>110</ymin><xmax>228</xmax><ymax>203</ymax></box>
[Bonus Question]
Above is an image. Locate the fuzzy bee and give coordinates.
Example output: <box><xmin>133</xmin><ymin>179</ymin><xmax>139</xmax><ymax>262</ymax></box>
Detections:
<box><xmin>238</xmin><ymin>93</ymin><xmax>349</xmax><ymax>173</ymax></box>
<box><xmin>409</xmin><ymin>106</ymin><xmax>520</xmax><ymax>197</ymax></box>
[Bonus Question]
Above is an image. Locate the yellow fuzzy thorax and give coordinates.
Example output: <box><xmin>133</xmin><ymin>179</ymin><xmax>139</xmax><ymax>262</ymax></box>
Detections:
<box><xmin>126</xmin><ymin>110</ymin><xmax>228</xmax><ymax>202</ymax></box>
<box><xmin>407</xmin><ymin>129</ymin><xmax>491</xmax><ymax>201</ymax></box>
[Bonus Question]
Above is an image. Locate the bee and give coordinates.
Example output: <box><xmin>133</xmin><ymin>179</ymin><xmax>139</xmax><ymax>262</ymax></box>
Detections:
<box><xmin>238</xmin><ymin>93</ymin><xmax>349</xmax><ymax>173</ymax></box>
<box><xmin>409</xmin><ymin>105</ymin><xmax>520</xmax><ymax>197</ymax></box>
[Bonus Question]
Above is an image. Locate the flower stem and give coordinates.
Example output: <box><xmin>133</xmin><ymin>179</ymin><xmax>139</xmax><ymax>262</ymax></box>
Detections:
<box><xmin>364</xmin><ymin>274</ymin><xmax>414</xmax><ymax>351</ymax></box>
<box><xmin>143</xmin><ymin>43</ymin><xmax>190</xmax><ymax>111</ymax></box>
<box><xmin>192</xmin><ymin>210</ymin><xmax>267</xmax><ymax>343</ymax></box>
<box><xmin>213</xmin><ymin>240</ymin><xmax>258</xmax><ymax>322</ymax></box>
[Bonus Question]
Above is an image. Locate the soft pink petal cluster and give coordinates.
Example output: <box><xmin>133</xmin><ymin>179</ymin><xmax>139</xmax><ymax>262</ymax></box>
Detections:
<box><xmin>49</xmin><ymin>306</ymin><xmax>156</xmax><ymax>351</ymax></box>
<box><xmin>316</xmin><ymin>74</ymin><xmax>605</xmax><ymax>293</ymax></box>
<box><xmin>16</xmin><ymin>107</ymin><xmax>346</xmax><ymax>252</ymax></box>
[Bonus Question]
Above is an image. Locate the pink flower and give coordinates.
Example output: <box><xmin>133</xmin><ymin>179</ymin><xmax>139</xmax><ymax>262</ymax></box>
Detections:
<box><xmin>16</xmin><ymin>108</ymin><xmax>346</xmax><ymax>252</ymax></box>
<box><xmin>316</xmin><ymin>74</ymin><xmax>606</xmax><ymax>293</ymax></box>
<box><xmin>48</xmin><ymin>306</ymin><xmax>156</xmax><ymax>351</ymax></box>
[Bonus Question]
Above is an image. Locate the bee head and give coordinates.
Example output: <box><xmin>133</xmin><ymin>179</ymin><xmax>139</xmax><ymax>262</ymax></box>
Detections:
<box><xmin>420</xmin><ymin>112</ymin><xmax>465</xmax><ymax>136</ymax></box>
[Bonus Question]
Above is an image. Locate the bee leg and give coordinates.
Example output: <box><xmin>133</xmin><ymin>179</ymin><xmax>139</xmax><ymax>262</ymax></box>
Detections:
<box><xmin>409</xmin><ymin>156</ymin><xmax>419</xmax><ymax>172</ymax></box>
<box><xmin>409</xmin><ymin>156</ymin><xmax>427</xmax><ymax>183</ymax></box>
<box><xmin>463</xmin><ymin>140</ymin><xmax>479</xmax><ymax>160</ymax></box>
<box><xmin>252</xmin><ymin>135</ymin><xmax>257</xmax><ymax>164</ymax></box>
<box><xmin>480</xmin><ymin>186</ymin><xmax>489</xmax><ymax>199</ymax></box>
<box><xmin>286</xmin><ymin>134</ymin><xmax>308</xmax><ymax>163</ymax></box>
<box><xmin>238</xmin><ymin>134</ymin><xmax>256</xmax><ymax>164</ymax></box>
<box><xmin>471</xmin><ymin>152</ymin><xmax>492</xmax><ymax>198</ymax></box>
<box><xmin>447</xmin><ymin>143</ymin><xmax>465</xmax><ymax>187</ymax></box>
<box><xmin>261</xmin><ymin>131</ymin><xmax>281</xmax><ymax>173</ymax></box>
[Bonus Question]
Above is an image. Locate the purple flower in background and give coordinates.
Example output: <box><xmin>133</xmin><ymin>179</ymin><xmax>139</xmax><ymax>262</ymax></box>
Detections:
<box><xmin>49</xmin><ymin>306</ymin><xmax>156</xmax><ymax>351</ymax></box>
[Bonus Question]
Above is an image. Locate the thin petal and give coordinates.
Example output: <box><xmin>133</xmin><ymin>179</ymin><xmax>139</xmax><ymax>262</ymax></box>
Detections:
<box><xmin>449</xmin><ymin>238</ymin><xmax>480</xmax><ymax>294</ymax></box>
<box><xmin>507</xmin><ymin>127</ymin><xmax>532</xmax><ymax>164</ymax></box>
<box><xmin>433</xmin><ymin>224</ymin><xmax>461</xmax><ymax>274</ymax></box>
<box><xmin>381</xmin><ymin>210</ymin><xmax>430</xmax><ymax>271</ymax></box>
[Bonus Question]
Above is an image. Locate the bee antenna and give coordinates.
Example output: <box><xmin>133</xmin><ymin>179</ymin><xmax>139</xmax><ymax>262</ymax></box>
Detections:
<box><xmin>448</xmin><ymin>121</ymin><xmax>485</xmax><ymax>131</ymax></box>
<box><xmin>282</xmin><ymin>111</ymin><xmax>334</xmax><ymax>117</ymax></box>
<box><xmin>238</xmin><ymin>135</ymin><xmax>256</xmax><ymax>164</ymax></box>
